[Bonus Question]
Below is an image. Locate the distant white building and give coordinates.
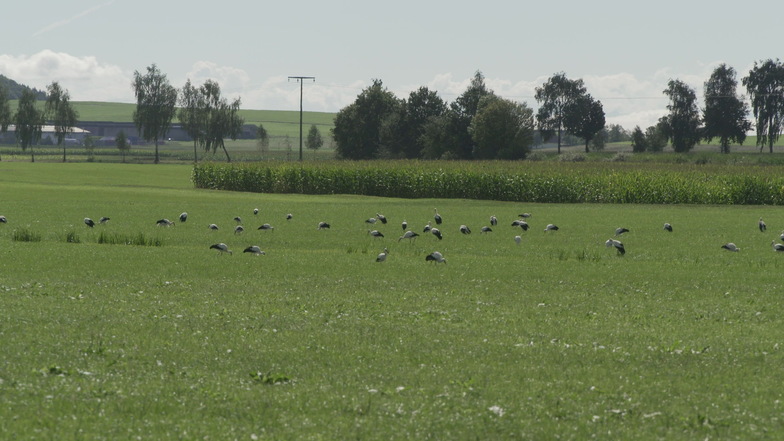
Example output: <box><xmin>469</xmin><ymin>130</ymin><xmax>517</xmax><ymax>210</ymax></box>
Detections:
<box><xmin>1</xmin><ymin>125</ymin><xmax>91</xmax><ymax>145</ymax></box>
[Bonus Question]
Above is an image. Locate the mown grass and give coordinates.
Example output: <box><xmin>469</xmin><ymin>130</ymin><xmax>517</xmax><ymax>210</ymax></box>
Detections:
<box><xmin>1</xmin><ymin>162</ymin><xmax>784</xmax><ymax>439</ymax></box>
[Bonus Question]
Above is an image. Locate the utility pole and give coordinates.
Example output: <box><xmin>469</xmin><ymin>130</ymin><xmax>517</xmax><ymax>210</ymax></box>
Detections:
<box><xmin>288</xmin><ymin>76</ymin><xmax>315</xmax><ymax>161</ymax></box>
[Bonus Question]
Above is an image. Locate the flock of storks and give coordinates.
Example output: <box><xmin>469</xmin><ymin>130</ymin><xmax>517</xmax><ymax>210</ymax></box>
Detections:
<box><xmin>3</xmin><ymin>210</ymin><xmax>783</xmax><ymax>262</ymax></box>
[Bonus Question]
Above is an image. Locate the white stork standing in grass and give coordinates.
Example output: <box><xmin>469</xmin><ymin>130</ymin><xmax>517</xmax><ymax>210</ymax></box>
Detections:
<box><xmin>0</xmin><ymin>215</ymin><xmax>6</xmax><ymax>223</ymax></box>
<box><xmin>157</xmin><ymin>219</ymin><xmax>174</xmax><ymax>227</ymax></box>
<box><xmin>514</xmin><ymin>235</ymin><xmax>522</xmax><ymax>245</ymax></box>
<box><xmin>286</xmin><ymin>213</ymin><xmax>293</xmax><ymax>220</ymax></box>
<box><xmin>434</xmin><ymin>208</ymin><xmax>442</xmax><ymax>225</ymax></box>
<box><xmin>423</xmin><ymin>221</ymin><xmax>432</xmax><ymax>233</ymax></box>
<box><xmin>234</xmin><ymin>225</ymin><xmax>244</xmax><ymax>234</ymax></box>
<box><xmin>459</xmin><ymin>225</ymin><xmax>471</xmax><ymax>235</ymax></box>
<box><xmin>722</xmin><ymin>242</ymin><xmax>740</xmax><ymax>252</ymax></box>
<box><xmin>317</xmin><ymin>221</ymin><xmax>330</xmax><ymax>230</ymax></box>
<box><xmin>605</xmin><ymin>238</ymin><xmax>626</xmax><ymax>255</ymax></box>
<box><xmin>519</xmin><ymin>213</ymin><xmax>532</xmax><ymax>219</ymax></box>
<box><xmin>210</xmin><ymin>243</ymin><xmax>232</xmax><ymax>255</ymax></box>
<box><xmin>253</xmin><ymin>208</ymin><xmax>259</xmax><ymax>215</ymax></box>
<box><xmin>780</xmin><ymin>231</ymin><xmax>784</xmax><ymax>241</ymax></box>
<box><xmin>368</xmin><ymin>229</ymin><xmax>384</xmax><ymax>238</ymax></box>
<box><xmin>365</xmin><ymin>217</ymin><xmax>377</xmax><ymax>225</ymax></box>
<box><xmin>243</xmin><ymin>245</ymin><xmax>265</xmax><ymax>255</ymax></box>
<box><xmin>258</xmin><ymin>223</ymin><xmax>274</xmax><ymax>231</ymax></box>
<box><xmin>664</xmin><ymin>223</ymin><xmax>673</xmax><ymax>232</ymax></box>
<box><xmin>431</xmin><ymin>227</ymin><xmax>443</xmax><ymax>240</ymax></box>
<box><xmin>401</xmin><ymin>220</ymin><xmax>408</xmax><ymax>231</ymax></box>
<box><xmin>759</xmin><ymin>217</ymin><xmax>767</xmax><ymax>232</ymax></box>
<box><xmin>234</xmin><ymin>216</ymin><xmax>243</xmax><ymax>224</ymax></box>
<box><xmin>426</xmin><ymin>251</ymin><xmax>446</xmax><ymax>264</ymax></box>
<box><xmin>179</xmin><ymin>212</ymin><xmax>188</xmax><ymax>223</ymax></box>
<box><xmin>544</xmin><ymin>224</ymin><xmax>559</xmax><ymax>232</ymax></box>
<box><xmin>376</xmin><ymin>247</ymin><xmax>389</xmax><ymax>262</ymax></box>
<box><xmin>481</xmin><ymin>226</ymin><xmax>492</xmax><ymax>233</ymax></box>
<box><xmin>84</xmin><ymin>218</ymin><xmax>95</xmax><ymax>228</ymax></box>
<box><xmin>208</xmin><ymin>223</ymin><xmax>219</xmax><ymax>230</ymax></box>
<box><xmin>490</xmin><ymin>215</ymin><xmax>498</xmax><ymax>226</ymax></box>
<box><xmin>99</xmin><ymin>217</ymin><xmax>110</xmax><ymax>224</ymax></box>
<box><xmin>399</xmin><ymin>230</ymin><xmax>418</xmax><ymax>242</ymax></box>
<box><xmin>772</xmin><ymin>241</ymin><xmax>784</xmax><ymax>252</ymax></box>
<box><xmin>376</xmin><ymin>213</ymin><xmax>388</xmax><ymax>224</ymax></box>
<box><xmin>615</xmin><ymin>227</ymin><xmax>629</xmax><ymax>236</ymax></box>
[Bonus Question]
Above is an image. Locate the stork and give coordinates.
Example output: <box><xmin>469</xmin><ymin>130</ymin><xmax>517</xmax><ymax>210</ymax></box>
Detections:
<box><xmin>481</xmin><ymin>226</ymin><xmax>492</xmax><ymax>233</ymax></box>
<box><xmin>234</xmin><ymin>225</ymin><xmax>244</xmax><ymax>234</ymax></box>
<box><xmin>401</xmin><ymin>220</ymin><xmax>408</xmax><ymax>231</ymax></box>
<box><xmin>759</xmin><ymin>217</ymin><xmax>767</xmax><ymax>232</ymax></box>
<box><xmin>368</xmin><ymin>229</ymin><xmax>384</xmax><ymax>238</ymax></box>
<box><xmin>376</xmin><ymin>213</ymin><xmax>388</xmax><ymax>224</ymax></box>
<box><xmin>434</xmin><ymin>208</ymin><xmax>442</xmax><ymax>225</ymax></box>
<box><xmin>519</xmin><ymin>213</ymin><xmax>532</xmax><ymax>219</ymax></box>
<box><xmin>772</xmin><ymin>241</ymin><xmax>784</xmax><ymax>252</ymax></box>
<box><xmin>84</xmin><ymin>218</ymin><xmax>95</xmax><ymax>228</ymax></box>
<box><xmin>615</xmin><ymin>227</ymin><xmax>629</xmax><ymax>236</ymax></box>
<box><xmin>721</xmin><ymin>243</ymin><xmax>740</xmax><ymax>252</ymax></box>
<box><xmin>399</xmin><ymin>230</ymin><xmax>418</xmax><ymax>242</ymax></box>
<box><xmin>243</xmin><ymin>245</ymin><xmax>265</xmax><ymax>256</ymax></box>
<box><xmin>317</xmin><ymin>221</ymin><xmax>330</xmax><ymax>230</ymax></box>
<box><xmin>0</xmin><ymin>215</ymin><xmax>6</xmax><ymax>223</ymax></box>
<box><xmin>253</xmin><ymin>208</ymin><xmax>259</xmax><ymax>215</ymax></box>
<box><xmin>376</xmin><ymin>247</ymin><xmax>389</xmax><ymax>262</ymax></box>
<box><xmin>208</xmin><ymin>223</ymin><xmax>219</xmax><ymax>230</ymax></box>
<box><xmin>511</xmin><ymin>220</ymin><xmax>530</xmax><ymax>231</ymax></box>
<box><xmin>234</xmin><ymin>216</ymin><xmax>243</xmax><ymax>224</ymax></box>
<box><xmin>258</xmin><ymin>223</ymin><xmax>274</xmax><ymax>231</ymax></box>
<box><xmin>459</xmin><ymin>225</ymin><xmax>471</xmax><ymax>235</ymax></box>
<box><xmin>423</xmin><ymin>221</ymin><xmax>432</xmax><ymax>233</ymax></box>
<box><xmin>99</xmin><ymin>217</ymin><xmax>110</xmax><ymax>224</ymax></box>
<box><xmin>365</xmin><ymin>217</ymin><xmax>377</xmax><ymax>224</ymax></box>
<box><xmin>490</xmin><ymin>215</ymin><xmax>498</xmax><ymax>226</ymax></box>
<box><xmin>780</xmin><ymin>231</ymin><xmax>784</xmax><ymax>241</ymax></box>
<box><xmin>286</xmin><ymin>213</ymin><xmax>293</xmax><ymax>220</ymax></box>
<box><xmin>431</xmin><ymin>227</ymin><xmax>443</xmax><ymax>240</ymax></box>
<box><xmin>544</xmin><ymin>224</ymin><xmax>559</xmax><ymax>232</ymax></box>
<box><xmin>605</xmin><ymin>238</ymin><xmax>626</xmax><ymax>255</ymax></box>
<box><xmin>157</xmin><ymin>219</ymin><xmax>174</xmax><ymax>227</ymax></box>
<box><xmin>426</xmin><ymin>251</ymin><xmax>446</xmax><ymax>264</ymax></box>
<box><xmin>514</xmin><ymin>235</ymin><xmax>522</xmax><ymax>245</ymax></box>
<box><xmin>664</xmin><ymin>223</ymin><xmax>673</xmax><ymax>232</ymax></box>
<box><xmin>179</xmin><ymin>212</ymin><xmax>188</xmax><ymax>223</ymax></box>
<box><xmin>210</xmin><ymin>243</ymin><xmax>232</xmax><ymax>255</ymax></box>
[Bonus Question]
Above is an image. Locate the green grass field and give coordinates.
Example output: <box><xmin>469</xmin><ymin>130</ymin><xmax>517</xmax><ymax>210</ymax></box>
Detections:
<box><xmin>2</xmin><ymin>163</ymin><xmax>784</xmax><ymax>439</ymax></box>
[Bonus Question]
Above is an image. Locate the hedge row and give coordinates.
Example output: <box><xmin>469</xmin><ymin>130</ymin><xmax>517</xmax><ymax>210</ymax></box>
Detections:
<box><xmin>192</xmin><ymin>161</ymin><xmax>784</xmax><ymax>205</ymax></box>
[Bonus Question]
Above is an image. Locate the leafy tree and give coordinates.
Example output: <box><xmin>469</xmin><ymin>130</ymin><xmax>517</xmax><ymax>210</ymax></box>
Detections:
<box><xmin>742</xmin><ymin>59</ymin><xmax>784</xmax><ymax>153</ymax></box>
<box><xmin>419</xmin><ymin>114</ymin><xmax>454</xmax><ymax>159</ymax></box>
<box><xmin>630</xmin><ymin>126</ymin><xmax>647</xmax><ymax>152</ymax></box>
<box><xmin>590</xmin><ymin>129</ymin><xmax>607</xmax><ymax>151</ymax></box>
<box><xmin>45</xmin><ymin>81</ymin><xmax>79</xmax><ymax>162</ymax></box>
<box><xmin>563</xmin><ymin>94</ymin><xmax>605</xmax><ymax>152</ymax></box>
<box><xmin>535</xmin><ymin>72</ymin><xmax>587</xmax><ymax>153</ymax></box>
<box><xmin>14</xmin><ymin>88</ymin><xmax>45</xmax><ymax>162</ymax></box>
<box><xmin>445</xmin><ymin>71</ymin><xmax>493</xmax><ymax>159</ymax></box>
<box><xmin>256</xmin><ymin>124</ymin><xmax>270</xmax><ymax>155</ymax></box>
<box><xmin>380</xmin><ymin>86</ymin><xmax>448</xmax><ymax>159</ymax></box>
<box><xmin>0</xmin><ymin>83</ymin><xmax>11</xmax><ymax>161</ymax></box>
<box><xmin>645</xmin><ymin>123</ymin><xmax>668</xmax><ymax>152</ymax></box>
<box><xmin>702</xmin><ymin>64</ymin><xmax>750</xmax><ymax>154</ymax></box>
<box><xmin>84</xmin><ymin>135</ymin><xmax>95</xmax><ymax>161</ymax></box>
<box><xmin>333</xmin><ymin>79</ymin><xmax>401</xmax><ymax>159</ymax></box>
<box><xmin>116</xmin><ymin>130</ymin><xmax>130</xmax><ymax>162</ymax></box>
<box><xmin>199</xmin><ymin>80</ymin><xmax>244</xmax><ymax>162</ymax></box>
<box><xmin>661</xmin><ymin>79</ymin><xmax>701</xmax><ymax>152</ymax></box>
<box><xmin>306</xmin><ymin>124</ymin><xmax>323</xmax><ymax>156</ymax></box>
<box><xmin>606</xmin><ymin>124</ymin><xmax>630</xmax><ymax>143</ymax></box>
<box><xmin>178</xmin><ymin>79</ymin><xmax>207</xmax><ymax>163</ymax></box>
<box><xmin>469</xmin><ymin>95</ymin><xmax>534</xmax><ymax>159</ymax></box>
<box><xmin>132</xmin><ymin>64</ymin><xmax>178</xmax><ymax>164</ymax></box>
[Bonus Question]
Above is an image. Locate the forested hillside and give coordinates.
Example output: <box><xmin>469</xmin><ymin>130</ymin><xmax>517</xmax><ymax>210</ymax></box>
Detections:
<box><xmin>0</xmin><ymin>75</ymin><xmax>46</xmax><ymax>100</ymax></box>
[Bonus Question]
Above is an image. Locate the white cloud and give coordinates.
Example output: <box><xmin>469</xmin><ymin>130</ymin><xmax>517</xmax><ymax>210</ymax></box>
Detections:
<box><xmin>0</xmin><ymin>50</ymin><xmax>130</xmax><ymax>102</ymax></box>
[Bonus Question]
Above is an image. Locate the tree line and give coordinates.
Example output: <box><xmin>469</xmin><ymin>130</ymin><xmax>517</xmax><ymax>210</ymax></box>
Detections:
<box><xmin>333</xmin><ymin>59</ymin><xmax>784</xmax><ymax>159</ymax></box>
<box><xmin>0</xmin><ymin>64</ymin><xmax>248</xmax><ymax>163</ymax></box>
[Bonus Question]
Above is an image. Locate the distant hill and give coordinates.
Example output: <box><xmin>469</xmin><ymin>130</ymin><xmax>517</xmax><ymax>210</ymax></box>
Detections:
<box><xmin>0</xmin><ymin>74</ymin><xmax>47</xmax><ymax>100</ymax></box>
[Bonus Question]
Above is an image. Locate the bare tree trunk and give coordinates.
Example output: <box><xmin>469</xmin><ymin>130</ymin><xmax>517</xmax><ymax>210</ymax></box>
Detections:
<box><xmin>220</xmin><ymin>140</ymin><xmax>231</xmax><ymax>162</ymax></box>
<box><xmin>63</xmin><ymin>144</ymin><xmax>66</xmax><ymax>162</ymax></box>
<box><xmin>193</xmin><ymin>140</ymin><xmax>198</xmax><ymax>164</ymax></box>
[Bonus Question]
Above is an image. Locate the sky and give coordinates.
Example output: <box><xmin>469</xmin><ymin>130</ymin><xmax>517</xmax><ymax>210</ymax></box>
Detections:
<box><xmin>2</xmin><ymin>0</ymin><xmax>781</xmax><ymax>129</ymax></box>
